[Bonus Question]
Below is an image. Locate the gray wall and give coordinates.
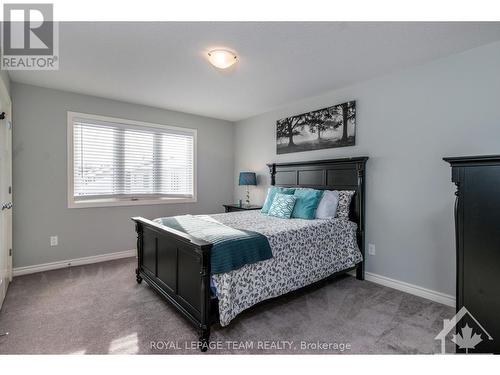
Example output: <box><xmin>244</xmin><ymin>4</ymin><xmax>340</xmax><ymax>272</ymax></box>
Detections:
<box><xmin>233</xmin><ymin>41</ymin><xmax>500</xmax><ymax>297</ymax></box>
<box><xmin>0</xmin><ymin>70</ymin><xmax>10</xmax><ymax>95</ymax></box>
<box><xmin>12</xmin><ymin>83</ymin><xmax>234</xmax><ymax>268</ymax></box>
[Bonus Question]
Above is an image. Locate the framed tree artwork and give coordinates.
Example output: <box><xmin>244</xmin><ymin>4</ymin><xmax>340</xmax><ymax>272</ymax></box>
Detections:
<box><xmin>276</xmin><ymin>101</ymin><xmax>356</xmax><ymax>154</ymax></box>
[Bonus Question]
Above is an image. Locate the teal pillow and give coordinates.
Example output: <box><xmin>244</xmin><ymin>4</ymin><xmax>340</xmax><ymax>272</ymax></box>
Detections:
<box><xmin>261</xmin><ymin>187</ymin><xmax>295</xmax><ymax>213</ymax></box>
<box><xmin>292</xmin><ymin>188</ymin><xmax>324</xmax><ymax>219</ymax></box>
<box><xmin>268</xmin><ymin>193</ymin><xmax>297</xmax><ymax>219</ymax></box>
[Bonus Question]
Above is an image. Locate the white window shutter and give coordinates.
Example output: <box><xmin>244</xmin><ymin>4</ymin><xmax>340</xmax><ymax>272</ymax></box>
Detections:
<box><xmin>72</xmin><ymin>116</ymin><xmax>194</xmax><ymax>201</ymax></box>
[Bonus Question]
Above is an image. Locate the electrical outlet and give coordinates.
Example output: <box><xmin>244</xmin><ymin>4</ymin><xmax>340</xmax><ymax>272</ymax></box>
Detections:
<box><xmin>50</xmin><ymin>236</ymin><xmax>58</xmax><ymax>246</ymax></box>
<box><xmin>368</xmin><ymin>243</ymin><xmax>376</xmax><ymax>256</ymax></box>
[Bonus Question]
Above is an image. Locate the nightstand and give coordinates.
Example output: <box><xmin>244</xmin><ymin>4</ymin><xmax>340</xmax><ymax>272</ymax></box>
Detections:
<box><xmin>223</xmin><ymin>204</ymin><xmax>262</xmax><ymax>213</ymax></box>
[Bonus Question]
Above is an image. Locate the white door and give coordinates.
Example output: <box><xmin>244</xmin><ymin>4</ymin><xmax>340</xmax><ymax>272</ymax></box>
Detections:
<box><xmin>0</xmin><ymin>83</ymin><xmax>12</xmax><ymax>310</ymax></box>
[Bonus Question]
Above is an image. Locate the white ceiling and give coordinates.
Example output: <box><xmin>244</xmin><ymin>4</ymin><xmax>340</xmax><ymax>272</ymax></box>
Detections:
<box><xmin>9</xmin><ymin>22</ymin><xmax>500</xmax><ymax>121</ymax></box>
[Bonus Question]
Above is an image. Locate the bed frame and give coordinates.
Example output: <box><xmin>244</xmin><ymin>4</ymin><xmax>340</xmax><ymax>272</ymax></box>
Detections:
<box><xmin>131</xmin><ymin>156</ymin><xmax>368</xmax><ymax>351</ymax></box>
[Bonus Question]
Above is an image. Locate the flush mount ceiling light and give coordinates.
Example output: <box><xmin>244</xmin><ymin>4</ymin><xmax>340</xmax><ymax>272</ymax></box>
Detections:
<box><xmin>207</xmin><ymin>49</ymin><xmax>238</xmax><ymax>69</ymax></box>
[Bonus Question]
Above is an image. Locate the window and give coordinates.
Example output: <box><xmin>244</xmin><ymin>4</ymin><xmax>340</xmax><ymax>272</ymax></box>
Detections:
<box><xmin>68</xmin><ymin>112</ymin><xmax>196</xmax><ymax>208</ymax></box>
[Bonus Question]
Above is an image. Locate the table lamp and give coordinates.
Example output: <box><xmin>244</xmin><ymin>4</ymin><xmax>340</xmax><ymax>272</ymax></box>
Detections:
<box><xmin>238</xmin><ymin>172</ymin><xmax>257</xmax><ymax>206</ymax></box>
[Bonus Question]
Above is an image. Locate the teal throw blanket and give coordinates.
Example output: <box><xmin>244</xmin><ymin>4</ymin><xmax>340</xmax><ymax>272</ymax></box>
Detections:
<box><xmin>155</xmin><ymin>215</ymin><xmax>272</xmax><ymax>274</ymax></box>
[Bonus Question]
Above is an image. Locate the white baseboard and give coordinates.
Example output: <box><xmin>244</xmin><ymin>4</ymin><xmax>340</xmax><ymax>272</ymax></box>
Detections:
<box><xmin>358</xmin><ymin>271</ymin><xmax>455</xmax><ymax>308</ymax></box>
<box><xmin>13</xmin><ymin>249</ymin><xmax>137</xmax><ymax>277</ymax></box>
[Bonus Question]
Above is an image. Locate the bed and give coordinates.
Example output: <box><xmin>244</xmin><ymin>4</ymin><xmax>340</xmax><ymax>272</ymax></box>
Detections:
<box><xmin>131</xmin><ymin>157</ymin><xmax>368</xmax><ymax>350</ymax></box>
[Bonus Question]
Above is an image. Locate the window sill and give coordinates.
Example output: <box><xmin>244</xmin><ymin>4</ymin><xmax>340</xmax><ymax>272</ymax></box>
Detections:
<box><xmin>68</xmin><ymin>196</ymin><xmax>197</xmax><ymax>209</ymax></box>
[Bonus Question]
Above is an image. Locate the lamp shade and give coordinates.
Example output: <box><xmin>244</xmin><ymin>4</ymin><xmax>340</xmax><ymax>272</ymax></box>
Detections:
<box><xmin>239</xmin><ymin>172</ymin><xmax>257</xmax><ymax>186</ymax></box>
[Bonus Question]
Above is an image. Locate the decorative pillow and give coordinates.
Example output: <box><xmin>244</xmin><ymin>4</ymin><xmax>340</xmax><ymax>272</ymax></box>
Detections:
<box><xmin>291</xmin><ymin>188</ymin><xmax>324</xmax><ymax>219</ymax></box>
<box><xmin>261</xmin><ymin>187</ymin><xmax>295</xmax><ymax>213</ymax></box>
<box><xmin>335</xmin><ymin>190</ymin><xmax>355</xmax><ymax>219</ymax></box>
<box><xmin>315</xmin><ymin>190</ymin><xmax>339</xmax><ymax>219</ymax></box>
<box><xmin>268</xmin><ymin>193</ymin><xmax>297</xmax><ymax>219</ymax></box>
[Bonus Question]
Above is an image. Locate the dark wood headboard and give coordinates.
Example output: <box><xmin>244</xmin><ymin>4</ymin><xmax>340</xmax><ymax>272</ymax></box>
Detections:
<box><xmin>267</xmin><ymin>157</ymin><xmax>368</xmax><ymax>279</ymax></box>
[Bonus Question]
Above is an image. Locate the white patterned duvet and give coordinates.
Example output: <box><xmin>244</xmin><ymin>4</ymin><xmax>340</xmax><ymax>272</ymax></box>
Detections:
<box><xmin>204</xmin><ymin>210</ymin><xmax>363</xmax><ymax>326</ymax></box>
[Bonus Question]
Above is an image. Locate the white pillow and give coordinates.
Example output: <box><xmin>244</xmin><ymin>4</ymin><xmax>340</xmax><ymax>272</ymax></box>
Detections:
<box><xmin>315</xmin><ymin>190</ymin><xmax>339</xmax><ymax>219</ymax></box>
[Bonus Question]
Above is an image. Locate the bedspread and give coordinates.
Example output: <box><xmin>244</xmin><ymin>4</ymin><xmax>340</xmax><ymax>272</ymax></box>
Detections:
<box><xmin>207</xmin><ymin>211</ymin><xmax>363</xmax><ymax>326</ymax></box>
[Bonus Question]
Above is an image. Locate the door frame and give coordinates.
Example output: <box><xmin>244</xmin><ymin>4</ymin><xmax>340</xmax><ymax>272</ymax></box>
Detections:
<box><xmin>0</xmin><ymin>78</ymin><xmax>12</xmax><ymax>295</ymax></box>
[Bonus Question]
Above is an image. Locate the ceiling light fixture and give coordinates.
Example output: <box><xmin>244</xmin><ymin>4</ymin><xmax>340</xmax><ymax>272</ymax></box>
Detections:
<box><xmin>207</xmin><ymin>49</ymin><xmax>238</xmax><ymax>69</ymax></box>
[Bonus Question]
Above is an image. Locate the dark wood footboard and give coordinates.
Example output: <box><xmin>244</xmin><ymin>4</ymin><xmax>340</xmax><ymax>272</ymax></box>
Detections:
<box><xmin>131</xmin><ymin>217</ymin><xmax>214</xmax><ymax>350</ymax></box>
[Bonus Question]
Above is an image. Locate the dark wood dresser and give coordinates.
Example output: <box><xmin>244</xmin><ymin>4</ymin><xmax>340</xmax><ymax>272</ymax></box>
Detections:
<box><xmin>444</xmin><ymin>155</ymin><xmax>500</xmax><ymax>354</ymax></box>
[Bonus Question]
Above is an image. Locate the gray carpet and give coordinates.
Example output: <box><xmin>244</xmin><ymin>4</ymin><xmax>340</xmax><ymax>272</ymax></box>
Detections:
<box><xmin>0</xmin><ymin>258</ymin><xmax>455</xmax><ymax>354</ymax></box>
